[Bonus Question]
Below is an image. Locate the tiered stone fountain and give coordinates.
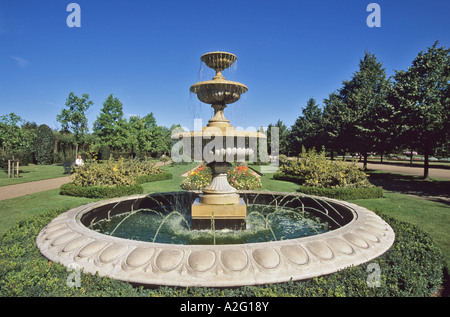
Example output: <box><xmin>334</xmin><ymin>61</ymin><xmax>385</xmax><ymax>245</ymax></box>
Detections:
<box><xmin>172</xmin><ymin>51</ymin><xmax>266</xmax><ymax>230</ymax></box>
<box><xmin>36</xmin><ymin>51</ymin><xmax>395</xmax><ymax>288</ymax></box>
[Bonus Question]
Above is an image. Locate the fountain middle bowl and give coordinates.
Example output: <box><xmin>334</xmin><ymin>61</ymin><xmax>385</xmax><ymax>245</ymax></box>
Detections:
<box><xmin>190</xmin><ymin>80</ymin><xmax>248</xmax><ymax>104</ymax></box>
<box><xmin>36</xmin><ymin>191</ymin><xmax>395</xmax><ymax>288</ymax></box>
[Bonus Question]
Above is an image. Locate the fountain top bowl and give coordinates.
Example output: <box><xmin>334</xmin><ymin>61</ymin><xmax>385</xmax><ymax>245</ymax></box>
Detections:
<box><xmin>201</xmin><ymin>51</ymin><xmax>237</xmax><ymax>71</ymax></box>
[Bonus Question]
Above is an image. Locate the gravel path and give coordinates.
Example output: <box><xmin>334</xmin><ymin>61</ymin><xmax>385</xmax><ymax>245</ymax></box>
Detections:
<box><xmin>356</xmin><ymin>162</ymin><xmax>450</xmax><ymax>180</ymax></box>
<box><xmin>0</xmin><ymin>176</ymin><xmax>71</xmax><ymax>201</ymax></box>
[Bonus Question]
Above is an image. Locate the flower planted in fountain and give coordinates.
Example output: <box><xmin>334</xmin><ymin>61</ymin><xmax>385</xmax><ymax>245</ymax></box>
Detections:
<box><xmin>171</xmin><ymin>51</ymin><xmax>267</xmax><ymax>230</ymax></box>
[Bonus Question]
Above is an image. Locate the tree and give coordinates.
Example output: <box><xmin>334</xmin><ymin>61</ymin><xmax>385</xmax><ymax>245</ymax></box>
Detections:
<box><xmin>333</xmin><ymin>52</ymin><xmax>391</xmax><ymax>169</ymax></box>
<box><xmin>390</xmin><ymin>41</ymin><xmax>450</xmax><ymax>179</ymax></box>
<box><xmin>34</xmin><ymin>124</ymin><xmax>55</xmax><ymax>165</ymax></box>
<box><xmin>0</xmin><ymin>113</ymin><xmax>35</xmax><ymax>157</ymax></box>
<box><xmin>126</xmin><ymin>113</ymin><xmax>167</xmax><ymax>157</ymax></box>
<box><xmin>287</xmin><ymin>98</ymin><xmax>324</xmax><ymax>155</ymax></box>
<box><xmin>322</xmin><ymin>92</ymin><xmax>347</xmax><ymax>159</ymax></box>
<box><xmin>93</xmin><ymin>94</ymin><xmax>128</xmax><ymax>152</ymax></box>
<box><xmin>267</xmin><ymin>119</ymin><xmax>288</xmax><ymax>155</ymax></box>
<box><xmin>56</xmin><ymin>92</ymin><xmax>93</xmax><ymax>159</ymax></box>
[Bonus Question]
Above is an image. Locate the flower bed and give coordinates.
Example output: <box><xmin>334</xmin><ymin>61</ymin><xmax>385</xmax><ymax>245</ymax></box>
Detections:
<box><xmin>181</xmin><ymin>164</ymin><xmax>262</xmax><ymax>190</ymax></box>
<box><xmin>60</xmin><ymin>158</ymin><xmax>169</xmax><ymax>198</ymax></box>
<box><xmin>274</xmin><ymin>149</ymin><xmax>382</xmax><ymax>199</ymax></box>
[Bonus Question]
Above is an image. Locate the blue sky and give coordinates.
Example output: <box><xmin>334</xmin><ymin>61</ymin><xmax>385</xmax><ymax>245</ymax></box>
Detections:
<box><xmin>1</xmin><ymin>0</ymin><xmax>449</xmax><ymax>132</ymax></box>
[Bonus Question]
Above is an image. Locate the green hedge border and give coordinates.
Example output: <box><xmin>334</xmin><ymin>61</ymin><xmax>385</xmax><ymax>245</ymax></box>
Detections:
<box><xmin>135</xmin><ymin>172</ymin><xmax>172</xmax><ymax>184</ymax></box>
<box><xmin>273</xmin><ymin>173</ymin><xmax>383</xmax><ymax>200</ymax></box>
<box><xmin>60</xmin><ymin>183</ymin><xmax>143</xmax><ymax>199</ymax></box>
<box><xmin>0</xmin><ymin>209</ymin><xmax>444</xmax><ymax>297</ymax></box>
<box><xmin>60</xmin><ymin>172</ymin><xmax>173</xmax><ymax>198</ymax></box>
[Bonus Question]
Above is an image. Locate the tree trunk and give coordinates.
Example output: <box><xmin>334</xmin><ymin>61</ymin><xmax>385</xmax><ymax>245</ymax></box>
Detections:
<box><xmin>75</xmin><ymin>143</ymin><xmax>79</xmax><ymax>162</ymax></box>
<box><xmin>409</xmin><ymin>148</ymin><xmax>413</xmax><ymax>165</ymax></box>
<box><xmin>423</xmin><ymin>149</ymin><xmax>430</xmax><ymax>180</ymax></box>
<box><xmin>380</xmin><ymin>151</ymin><xmax>384</xmax><ymax>163</ymax></box>
<box><xmin>363</xmin><ymin>152</ymin><xmax>368</xmax><ymax>170</ymax></box>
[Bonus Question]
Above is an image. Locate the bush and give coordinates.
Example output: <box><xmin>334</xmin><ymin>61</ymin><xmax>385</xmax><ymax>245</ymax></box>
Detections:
<box><xmin>60</xmin><ymin>183</ymin><xmax>143</xmax><ymax>198</ymax></box>
<box><xmin>297</xmin><ymin>184</ymin><xmax>383</xmax><ymax>200</ymax></box>
<box><xmin>71</xmin><ymin>157</ymin><xmax>162</xmax><ymax>187</ymax></box>
<box><xmin>278</xmin><ymin>148</ymin><xmax>373</xmax><ymax>189</ymax></box>
<box><xmin>0</xmin><ymin>210</ymin><xmax>444</xmax><ymax>297</ymax></box>
<box><xmin>135</xmin><ymin>172</ymin><xmax>173</xmax><ymax>184</ymax></box>
<box><xmin>61</xmin><ymin>158</ymin><xmax>169</xmax><ymax>198</ymax></box>
<box><xmin>181</xmin><ymin>164</ymin><xmax>262</xmax><ymax>190</ymax></box>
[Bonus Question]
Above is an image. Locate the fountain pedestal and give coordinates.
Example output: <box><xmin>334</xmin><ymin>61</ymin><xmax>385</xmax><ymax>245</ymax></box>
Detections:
<box><xmin>191</xmin><ymin>161</ymin><xmax>246</xmax><ymax>229</ymax></box>
<box><xmin>174</xmin><ymin>51</ymin><xmax>266</xmax><ymax>229</ymax></box>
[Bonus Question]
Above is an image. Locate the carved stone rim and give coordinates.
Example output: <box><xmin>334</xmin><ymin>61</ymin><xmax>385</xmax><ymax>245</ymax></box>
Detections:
<box><xmin>36</xmin><ymin>191</ymin><xmax>395</xmax><ymax>288</ymax></box>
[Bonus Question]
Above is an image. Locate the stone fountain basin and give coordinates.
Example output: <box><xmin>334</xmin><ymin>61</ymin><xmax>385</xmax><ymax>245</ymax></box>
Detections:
<box><xmin>36</xmin><ymin>191</ymin><xmax>395</xmax><ymax>288</ymax></box>
<box><xmin>190</xmin><ymin>80</ymin><xmax>248</xmax><ymax>104</ymax></box>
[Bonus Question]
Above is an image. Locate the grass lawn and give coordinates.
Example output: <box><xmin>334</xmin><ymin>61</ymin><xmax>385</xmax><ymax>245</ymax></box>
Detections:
<box><xmin>351</xmin><ymin>192</ymin><xmax>450</xmax><ymax>269</ymax></box>
<box><xmin>0</xmin><ymin>164</ymin><xmax>68</xmax><ymax>187</ymax></box>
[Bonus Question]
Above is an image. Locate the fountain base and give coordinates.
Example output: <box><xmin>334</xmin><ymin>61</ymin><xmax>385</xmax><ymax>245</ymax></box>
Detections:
<box><xmin>191</xmin><ymin>198</ymin><xmax>246</xmax><ymax>230</ymax></box>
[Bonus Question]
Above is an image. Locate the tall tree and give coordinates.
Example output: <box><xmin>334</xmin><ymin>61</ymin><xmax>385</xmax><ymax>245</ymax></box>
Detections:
<box><xmin>93</xmin><ymin>94</ymin><xmax>128</xmax><ymax>152</ymax></box>
<box><xmin>34</xmin><ymin>124</ymin><xmax>55</xmax><ymax>165</ymax></box>
<box><xmin>335</xmin><ymin>52</ymin><xmax>391</xmax><ymax>169</ymax></box>
<box><xmin>267</xmin><ymin>119</ymin><xmax>288</xmax><ymax>155</ymax></box>
<box><xmin>322</xmin><ymin>92</ymin><xmax>348</xmax><ymax>159</ymax></box>
<box><xmin>287</xmin><ymin>98</ymin><xmax>324</xmax><ymax>155</ymax></box>
<box><xmin>390</xmin><ymin>41</ymin><xmax>450</xmax><ymax>179</ymax></box>
<box><xmin>56</xmin><ymin>92</ymin><xmax>93</xmax><ymax>159</ymax></box>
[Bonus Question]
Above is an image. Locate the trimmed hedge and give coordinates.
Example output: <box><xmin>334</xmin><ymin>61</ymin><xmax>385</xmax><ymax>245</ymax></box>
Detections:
<box><xmin>135</xmin><ymin>172</ymin><xmax>173</xmax><ymax>184</ymax></box>
<box><xmin>273</xmin><ymin>173</ymin><xmax>383</xmax><ymax>199</ymax></box>
<box><xmin>297</xmin><ymin>185</ymin><xmax>383</xmax><ymax>200</ymax></box>
<box><xmin>0</xmin><ymin>208</ymin><xmax>445</xmax><ymax>297</ymax></box>
<box><xmin>60</xmin><ymin>183</ymin><xmax>143</xmax><ymax>199</ymax></box>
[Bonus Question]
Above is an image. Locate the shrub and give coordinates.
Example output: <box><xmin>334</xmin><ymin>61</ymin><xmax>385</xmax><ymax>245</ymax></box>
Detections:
<box><xmin>278</xmin><ymin>148</ymin><xmax>373</xmax><ymax>189</ymax></box>
<box><xmin>61</xmin><ymin>158</ymin><xmax>167</xmax><ymax>198</ymax></box>
<box><xmin>60</xmin><ymin>183</ymin><xmax>143</xmax><ymax>198</ymax></box>
<box><xmin>71</xmin><ymin>157</ymin><xmax>162</xmax><ymax>187</ymax></box>
<box><xmin>297</xmin><ymin>184</ymin><xmax>383</xmax><ymax>200</ymax></box>
<box><xmin>181</xmin><ymin>164</ymin><xmax>262</xmax><ymax>190</ymax></box>
<box><xmin>135</xmin><ymin>172</ymin><xmax>173</xmax><ymax>184</ymax></box>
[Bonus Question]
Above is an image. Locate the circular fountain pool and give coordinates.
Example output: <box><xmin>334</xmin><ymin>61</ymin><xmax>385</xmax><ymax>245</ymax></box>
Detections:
<box><xmin>36</xmin><ymin>191</ymin><xmax>395</xmax><ymax>288</ymax></box>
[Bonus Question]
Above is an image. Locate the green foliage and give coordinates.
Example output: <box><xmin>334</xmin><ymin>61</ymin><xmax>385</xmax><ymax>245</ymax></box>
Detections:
<box><xmin>297</xmin><ymin>184</ymin><xmax>383</xmax><ymax>200</ymax></box>
<box><xmin>0</xmin><ymin>210</ymin><xmax>444</xmax><ymax>297</ymax></box>
<box><xmin>135</xmin><ymin>172</ymin><xmax>173</xmax><ymax>184</ymax></box>
<box><xmin>71</xmin><ymin>157</ymin><xmax>162</xmax><ymax>187</ymax></box>
<box><xmin>287</xmin><ymin>98</ymin><xmax>325</xmax><ymax>155</ymax></box>
<box><xmin>390</xmin><ymin>41</ymin><xmax>450</xmax><ymax>178</ymax></box>
<box><xmin>0</xmin><ymin>113</ymin><xmax>36</xmax><ymax>157</ymax></box>
<box><xmin>180</xmin><ymin>165</ymin><xmax>262</xmax><ymax>190</ymax></box>
<box><xmin>61</xmin><ymin>158</ymin><xmax>167</xmax><ymax>198</ymax></box>
<box><xmin>60</xmin><ymin>183</ymin><xmax>143</xmax><ymax>198</ymax></box>
<box><xmin>93</xmin><ymin>94</ymin><xmax>129</xmax><ymax>152</ymax></box>
<box><xmin>56</xmin><ymin>92</ymin><xmax>93</xmax><ymax>145</ymax></box>
<box><xmin>278</xmin><ymin>148</ymin><xmax>373</xmax><ymax>188</ymax></box>
<box><xmin>34</xmin><ymin>124</ymin><xmax>55</xmax><ymax>165</ymax></box>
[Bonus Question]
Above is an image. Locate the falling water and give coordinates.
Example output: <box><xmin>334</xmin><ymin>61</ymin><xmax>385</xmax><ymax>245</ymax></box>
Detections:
<box><xmin>92</xmin><ymin>195</ymin><xmax>334</xmax><ymax>245</ymax></box>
